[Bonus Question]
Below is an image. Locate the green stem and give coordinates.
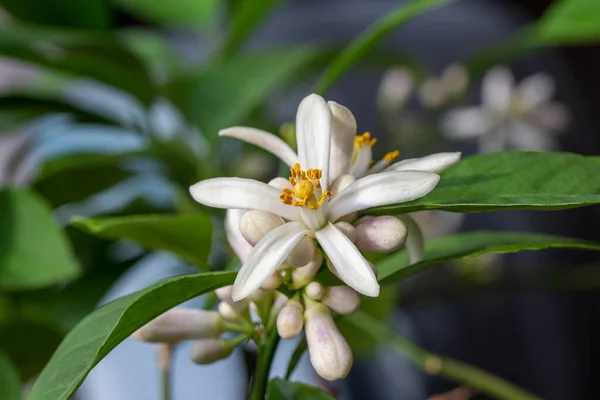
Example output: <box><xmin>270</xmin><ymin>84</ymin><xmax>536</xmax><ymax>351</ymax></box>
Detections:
<box><xmin>249</xmin><ymin>330</ymin><xmax>280</xmax><ymax>400</ymax></box>
<box><xmin>157</xmin><ymin>344</ymin><xmax>173</xmax><ymax>400</ymax></box>
<box><xmin>161</xmin><ymin>368</ymin><xmax>171</xmax><ymax>400</ymax></box>
<box><xmin>347</xmin><ymin>311</ymin><xmax>538</xmax><ymax>400</ymax></box>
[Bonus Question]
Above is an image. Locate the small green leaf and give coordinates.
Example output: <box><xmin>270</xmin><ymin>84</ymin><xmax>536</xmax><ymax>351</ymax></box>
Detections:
<box><xmin>314</xmin><ymin>0</ymin><xmax>455</xmax><ymax>95</ymax></box>
<box><xmin>378</xmin><ymin>231</ymin><xmax>600</xmax><ymax>283</ymax></box>
<box><xmin>219</xmin><ymin>0</ymin><xmax>281</xmax><ymax>59</ymax></box>
<box><xmin>0</xmin><ymin>188</ymin><xmax>80</xmax><ymax>290</ymax></box>
<box><xmin>0</xmin><ymin>350</ymin><xmax>21</xmax><ymax>400</ymax></box>
<box><xmin>33</xmin><ymin>153</ymin><xmax>133</xmax><ymax>207</ymax></box>
<box><xmin>165</xmin><ymin>47</ymin><xmax>321</xmax><ymax>140</ymax></box>
<box><xmin>0</xmin><ymin>94</ymin><xmax>119</xmax><ymax>132</ymax></box>
<box><xmin>72</xmin><ymin>214</ymin><xmax>212</xmax><ymax>269</ymax></box>
<box><xmin>0</xmin><ymin>24</ymin><xmax>154</xmax><ymax>106</ymax></box>
<box><xmin>0</xmin><ymin>0</ymin><xmax>111</xmax><ymax>30</ymax></box>
<box><xmin>111</xmin><ymin>0</ymin><xmax>219</xmax><ymax>27</ymax></box>
<box><xmin>284</xmin><ymin>336</ymin><xmax>306</xmax><ymax>380</ymax></box>
<box><xmin>535</xmin><ymin>0</ymin><xmax>600</xmax><ymax>45</ymax></box>
<box><xmin>372</xmin><ymin>151</ymin><xmax>600</xmax><ymax>215</ymax></box>
<box><xmin>26</xmin><ymin>271</ymin><xmax>236</xmax><ymax>400</ymax></box>
<box><xmin>267</xmin><ymin>378</ymin><xmax>334</xmax><ymax>400</ymax></box>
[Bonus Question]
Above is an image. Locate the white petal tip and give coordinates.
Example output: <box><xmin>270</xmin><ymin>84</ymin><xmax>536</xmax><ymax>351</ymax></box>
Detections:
<box><xmin>230</xmin><ymin>287</ymin><xmax>247</xmax><ymax>302</ymax></box>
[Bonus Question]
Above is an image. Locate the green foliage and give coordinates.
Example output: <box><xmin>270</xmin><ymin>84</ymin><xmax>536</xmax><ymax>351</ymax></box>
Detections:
<box><xmin>111</xmin><ymin>0</ymin><xmax>219</xmax><ymax>27</ymax></box>
<box><xmin>26</xmin><ymin>272</ymin><xmax>236</xmax><ymax>400</ymax></box>
<box><xmin>314</xmin><ymin>0</ymin><xmax>456</xmax><ymax>94</ymax></box>
<box><xmin>165</xmin><ymin>47</ymin><xmax>322</xmax><ymax>141</ymax></box>
<box><xmin>378</xmin><ymin>231</ymin><xmax>600</xmax><ymax>283</ymax></box>
<box><xmin>372</xmin><ymin>152</ymin><xmax>600</xmax><ymax>214</ymax></box>
<box><xmin>0</xmin><ymin>24</ymin><xmax>154</xmax><ymax>106</ymax></box>
<box><xmin>266</xmin><ymin>378</ymin><xmax>334</xmax><ymax>400</ymax></box>
<box><xmin>0</xmin><ymin>188</ymin><xmax>80</xmax><ymax>290</ymax></box>
<box><xmin>0</xmin><ymin>350</ymin><xmax>20</xmax><ymax>400</ymax></box>
<box><xmin>0</xmin><ymin>0</ymin><xmax>111</xmax><ymax>30</ymax></box>
<box><xmin>72</xmin><ymin>213</ymin><xmax>213</xmax><ymax>269</ymax></box>
<box><xmin>534</xmin><ymin>0</ymin><xmax>600</xmax><ymax>45</ymax></box>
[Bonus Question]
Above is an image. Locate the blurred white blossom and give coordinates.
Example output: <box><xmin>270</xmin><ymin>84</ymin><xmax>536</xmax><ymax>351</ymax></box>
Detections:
<box><xmin>441</xmin><ymin>66</ymin><xmax>569</xmax><ymax>152</ymax></box>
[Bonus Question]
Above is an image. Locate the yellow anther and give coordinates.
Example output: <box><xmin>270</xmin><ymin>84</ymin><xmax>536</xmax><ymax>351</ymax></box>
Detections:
<box><xmin>280</xmin><ymin>192</ymin><xmax>293</xmax><ymax>205</ymax></box>
<box><xmin>309</xmin><ymin>191</ymin><xmax>332</xmax><ymax>210</ymax></box>
<box><xmin>354</xmin><ymin>132</ymin><xmax>377</xmax><ymax>148</ymax></box>
<box><xmin>293</xmin><ymin>179</ymin><xmax>314</xmax><ymax>200</ymax></box>
<box><xmin>383</xmin><ymin>150</ymin><xmax>400</xmax><ymax>163</ymax></box>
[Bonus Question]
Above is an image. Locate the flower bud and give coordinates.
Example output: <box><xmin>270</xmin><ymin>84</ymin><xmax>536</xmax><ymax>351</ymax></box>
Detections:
<box><xmin>132</xmin><ymin>308</ymin><xmax>222</xmax><ymax>343</ymax></box>
<box><xmin>334</xmin><ymin>221</ymin><xmax>356</xmax><ymax>242</ymax></box>
<box><xmin>377</xmin><ymin>67</ymin><xmax>414</xmax><ymax>111</ymax></box>
<box><xmin>323</xmin><ymin>286</ymin><xmax>361</xmax><ymax>315</ymax></box>
<box><xmin>355</xmin><ymin>216</ymin><xmax>407</xmax><ymax>253</ymax></box>
<box><xmin>292</xmin><ymin>250</ymin><xmax>323</xmax><ymax>289</ymax></box>
<box><xmin>305</xmin><ymin>281</ymin><xmax>325</xmax><ymax>300</ymax></box>
<box><xmin>218</xmin><ymin>301</ymin><xmax>240</xmax><ymax>321</ymax></box>
<box><xmin>286</xmin><ymin>237</ymin><xmax>315</xmax><ymax>267</ymax></box>
<box><xmin>189</xmin><ymin>338</ymin><xmax>237</xmax><ymax>364</ymax></box>
<box><xmin>261</xmin><ymin>271</ymin><xmax>283</xmax><ymax>291</ymax></box>
<box><xmin>304</xmin><ymin>303</ymin><xmax>353</xmax><ymax>381</ymax></box>
<box><xmin>269</xmin><ymin>291</ymin><xmax>289</xmax><ymax>322</ymax></box>
<box><xmin>215</xmin><ymin>285</ymin><xmax>248</xmax><ymax>310</ymax></box>
<box><xmin>240</xmin><ymin>210</ymin><xmax>283</xmax><ymax>246</ymax></box>
<box><xmin>276</xmin><ymin>300</ymin><xmax>304</xmax><ymax>339</ymax></box>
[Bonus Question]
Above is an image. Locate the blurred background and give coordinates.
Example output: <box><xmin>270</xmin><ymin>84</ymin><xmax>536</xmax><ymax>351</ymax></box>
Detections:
<box><xmin>1</xmin><ymin>0</ymin><xmax>599</xmax><ymax>399</ymax></box>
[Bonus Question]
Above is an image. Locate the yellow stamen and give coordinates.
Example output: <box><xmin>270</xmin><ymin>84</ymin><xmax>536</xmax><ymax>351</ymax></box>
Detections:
<box><xmin>293</xmin><ymin>179</ymin><xmax>313</xmax><ymax>200</ymax></box>
<box><xmin>383</xmin><ymin>150</ymin><xmax>400</xmax><ymax>163</ymax></box>
<box><xmin>280</xmin><ymin>164</ymin><xmax>330</xmax><ymax>210</ymax></box>
<box><xmin>354</xmin><ymin>132</ymin><xmax>377</xmax><ymax>148</ymax></box>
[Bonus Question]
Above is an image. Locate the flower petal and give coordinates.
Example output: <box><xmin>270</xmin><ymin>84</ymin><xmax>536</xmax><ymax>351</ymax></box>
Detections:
<box><xmin>482</xmin><ymin>66</ymin><xmax>514</xmax><ymax>112</ymax></box>
<box><xmin>327</xmin><ymin>101</ymin><xmax>356</xmax><ymax>182</ymax></box>
<box><xmin>219</xmin><ymin>127</ymin><xmax>298</xmax><ymax>168</ymax></box>
<box><xmin>190</xmin><ymin>177</ymin><xmax>299</xmax><ymax>221</ymax></box>
<box><xmin>517</xmin><ymin>73</ymin><xmax>554</xmax><ymax>111</ymax></box>
<box><xmin>388</xmin><ymin>152</ymin><xmax>461</xmax><ymax>174</ymax></box>
<box><xmin>296</xmin><ymin>94</ymin><xmax>332</xmax><ymax>189</ymax></box>
<box><xmin>232</xmin><ymin>221</ymin><xmax>310</xmax><ymax>300</ymax></box>
<box><xmin>349</xmin><ymin>145</ymin><xmax>372</xmax><ymax>178</ymax></box>
<box><xmin>440</xmin><ymin>107</ymin><xmax>493</xmax><ymax>139</ymax></box>
<box><xmin>225</xmin><ymin>209</ymin><xmax>252</xmax><ymax>262</ymax></box>
<box><xmin>397</xmin><ymin>214</ymin><xmax>424</xmax><ymax>263</ymax></box>
<box><xmin>328</xmin><ymin>171</ymin><xmax>440</xmax><ymax>222</ymax></box>
<box><xmin>315</xmin><ymin>222</ymin><xmax>379</xmax><ymax>297</ymax></box>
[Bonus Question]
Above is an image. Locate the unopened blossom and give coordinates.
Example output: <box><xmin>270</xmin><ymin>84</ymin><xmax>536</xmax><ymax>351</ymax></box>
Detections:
<box><xmin>305</xmin><ymin>281</ymin><xmax>325</xmax><ymax>300</ymax></box>
<box><xmin>354</xmin><ymin>215</ymin><xmax>407</xmax><ymax>253</ymax></box>
<box><xmin>276</xmin><ymin>300</ymin><xmax>304</xmax><ymax>339</ymax></box>
<box><xmin>191</xmin><ymin>94</ymin><xmax>445</xmax><ymax>300</ymax></box>
<box><xmin>291</xmin><ymin>251</ymin><xmax>323</xmax><ymax>289</ymax></box>
<box><xmin>441</xmin><ymin>66</ymin><xmax>569</xmax><ymax>152</ymax></box>
<box><xmin>377</xmin><ymin>67</ymin><xmax>415</xmax><ymax>111</ymax></box>
<box><xmin>322</xmin><ymin>286</ymin><xmax>361</xmax><ymax>315</ymax></box>
<box><xmin>132</xmin><ymin>308</ymin><xmax>224</xmax><ymax>343</ymax></box>
<box><xmin>304</xmin><ymin>303</ymin><xmax>353</xmax><ymax>381</ymax></box>
<box><xmin>239</xmin><ymin>210</ymin><xmax>283</xmax><ymax>246</ymax></box>
<box><xmin>418</xmin><ymin>64</ymin><xmax>469</xmax><ymax>109</ymax></box>
<box><xmin>189</xmin><ymin>338</ymin><xmax>241</xmax><ymax>365</ymax></box>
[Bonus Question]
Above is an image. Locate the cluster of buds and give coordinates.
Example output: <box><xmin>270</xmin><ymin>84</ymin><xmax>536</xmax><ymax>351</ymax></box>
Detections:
<box><xmin>417</xmin><ymin>64</ymin><xmax>469</xmax><ymax>109</ymax></box>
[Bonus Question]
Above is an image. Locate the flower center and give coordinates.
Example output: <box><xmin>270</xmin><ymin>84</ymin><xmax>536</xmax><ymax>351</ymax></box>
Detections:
<box><xmin>280</xmin><ymin>163</ymin><xmax>332</xmax><ymax>210</ymax></box>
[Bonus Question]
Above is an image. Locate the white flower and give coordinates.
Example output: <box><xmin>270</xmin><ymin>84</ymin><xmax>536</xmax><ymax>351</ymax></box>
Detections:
<box><xmin>417</xmin><ymin>64</ymin><xmax>469</xmax><ymax>109</ymax></box>
<box><xmin>190</xmin><ymin>94</ymin><xmax>445</xmax><ymax>300</ymax></box>
<box><xmin>441</xmin><ymin>66</ymin><xmax>569</xmax><ymax>152</ymax></box>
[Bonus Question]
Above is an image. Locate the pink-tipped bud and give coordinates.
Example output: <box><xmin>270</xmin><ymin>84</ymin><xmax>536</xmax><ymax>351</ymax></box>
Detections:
<box><xmin>286</xmin><ymin>237</ymin><xmax>315</xmax><ymax>267</ymax></box>
<box><xmin>215</xmin><ymin>285</ymin><xmax>248</xmax><ymax>310</ymax></box>
<box><xmin>355</xmin><ymin>216</ymin><xmax>407</xmax><ymax>253</ymax></box>
<box><xmin>276</xmin><ymin>300</ymin><xmax>304</xmax><ymax>339</ymax></box>
<box><xmin>240</xmin><ymin>210</ymin><xmax>283</xmax><ymax>246</ymax></box>
<box><xmin>305</xmin><ymin>281</ymin><xmax>325</xmax><ymax>300</ymax></box>
<box><xmin>334</xmin><ymin>221</ymin><xmax>356</xmax><ymax>242</ymax></box>
<box><xmin>323</xmin><ymin>286</ymin><xmax>361</xmax><ymax>315</ymax></box>
<box><xmin>261</xmin><ymin>271</ymin><xmax>283</xmax><ymax>291</ymax></box>
<box><xmin>132</xmin><ymin>308</ymin><xmax>223</xmax><ymax>343</ymax></box>
<box><xmin>304</xmin><ymin>303</ymin><xmax>353</xmax><ymax>381</ymax></box>
<box><xmin>292</xmin><ymin>250</ymin><xmax>323</xmax><ymax>289</ymax></box>
<box><xmin>189</xmin><ymin>338</ymin><xmax>238</xmax><ymax>364</ymax></box>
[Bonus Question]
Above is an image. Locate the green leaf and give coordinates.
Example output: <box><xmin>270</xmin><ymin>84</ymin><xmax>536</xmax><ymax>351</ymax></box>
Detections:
<box><xmin>0</xmin><ymin>24</ymin><xmax>154</xmax><ymax>106</ymax></box>
<box><xmin>219</xmin><ymin>0</ymin><xmax>281</xmax><ymax>59</ymax></box>
<box><xmin>267</xmin><ymin>378</ymin><xmax>334</xmax><ymax>400</ymax></box>
<box><xmin>535</xmin><ymin>0</ymin><xmax>600</xmax><ymax>45</ymax></box>
<box><xmin>33</xmin><ymin>153</ymin><xmax>132</xmax><ymax>208</ymax></box>
<box><xmin>0</xmin><ymin>94</ymin><xmax>119</xmax><ymax>132</ymax></box>
<box><xmin>313</xmin><ymin>0</ymin><xmax>455</xmax><ymax>95</ymax></box>
<box><xmin>0</xmin><ymin>350</ymin><xmax>21</xmax><ymax>400</ymax></box>
<box><xmin>0</xmin><ymin>0</ymin><xmax>110</xmax><ymax>30</ymax></box>
<box><xmin>71</xmin><ymin>214</ymin><xmax>212</xmax><ymax>269</ymax></box>
<box><xmin>26</xmin><ymin>272</ymin><xmax>235</xmax><ymax>400</ymax></box>
<box><xmin>284</xmin><ymin>336</ymin><xmax>306</xmax><ymax>380</ymax></box>
<box><xmin>378</xmin><ymin>231</ymin><xmax>600</xmax><ymax>283</ymax></box>
<box><xmin>372</xmin><ymin>151</ymin><xmax>600</xmax><ymax>215</ymax></box>
<box><xmin>0</xmin><ymin>188</ymin><xmax>80</xmax><ymax>290</ymax></box>
<box><xmin>165</xmin><ymin>47</ymin><xmax>321</xmax><ymax>140</ymax></box>
<box><xmin>345</xmin><ymin>311</ymin><xmax>537</xmax><ymax>400</ymax></box>
<box><xmin>112</xmin><ymin>0</ymin><xmax>219</xmax><ymax>27</ymax></box>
